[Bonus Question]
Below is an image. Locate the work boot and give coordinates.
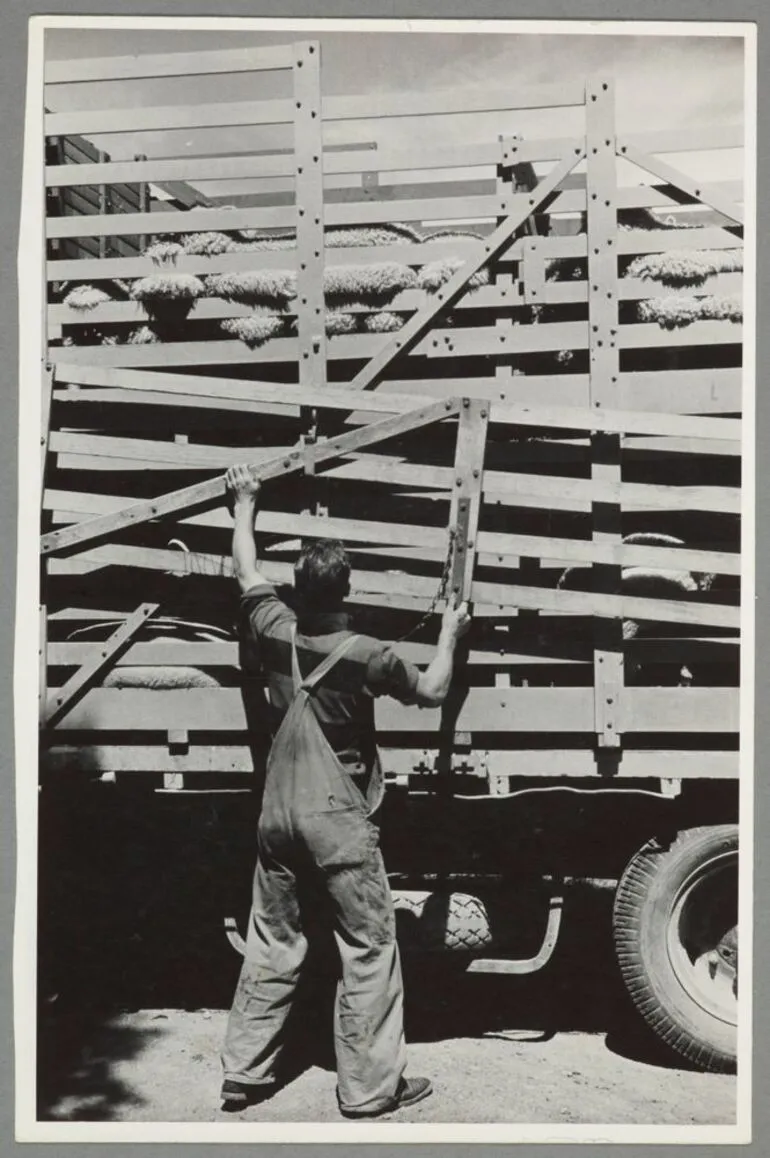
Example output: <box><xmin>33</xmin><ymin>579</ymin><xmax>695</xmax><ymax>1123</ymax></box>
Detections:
<box><xmin>220</xmin><ymin>1079</ymin><xmax>276</xmax><ymax>1111</ymax></box>
<box><xmin>340</xmin><ymin>1076</ymin><xmax>433</xmax><ymax>1119</ymax></box>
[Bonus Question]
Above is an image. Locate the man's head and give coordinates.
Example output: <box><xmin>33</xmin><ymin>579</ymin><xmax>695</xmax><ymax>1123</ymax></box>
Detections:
<box><xmin>294</xmin><ymin>539</ymin><xmax>351</xmax><ymax>612</ymax></box>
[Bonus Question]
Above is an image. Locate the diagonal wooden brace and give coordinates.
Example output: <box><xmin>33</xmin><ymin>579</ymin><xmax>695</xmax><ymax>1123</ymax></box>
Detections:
<box><xmin>41</xmin><ymin>601</ymin><xmax>159</xmax><ymax>728</ymax></box>
<box><xmin>348</xmin><ymin>146</ymin><xmax>585</xmax><ymax>392</ymax></box>
<box><xmin>616</xmin><ymin>139</ymin><xmax>744</xmax><ymax>226</ymax></box>
<box><xmin>41</xmin><ymin>397</ymin><xmax>460</xmax><ymax>557</ymax></box>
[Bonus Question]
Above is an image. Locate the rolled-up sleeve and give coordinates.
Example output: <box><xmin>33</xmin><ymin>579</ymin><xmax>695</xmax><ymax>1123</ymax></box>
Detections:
<box><xmin>240</xmin><ymin>584</ymin><xmax>295</xmax><ymax>644</ymax></box>
<box><xmin>364</xmin><ymin>645</ymin><xmax>420</xmax><ymax>705</ymax></box>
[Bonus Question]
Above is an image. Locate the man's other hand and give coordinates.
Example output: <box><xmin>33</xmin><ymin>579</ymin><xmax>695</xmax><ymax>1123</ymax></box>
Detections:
<box><xmin>225</xmin><ymin>464</ymin><xmax>262</xmax><ymax>505</ymax></box>
<box><xmin>441</xmin><ymin>592</ymin><xmax>471</xmax><ymax>641</ymax></box>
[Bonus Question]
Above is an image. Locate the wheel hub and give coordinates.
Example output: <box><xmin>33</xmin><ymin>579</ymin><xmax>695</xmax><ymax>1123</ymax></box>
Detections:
<box><xmin>666</xmin><ymin>852</ymin><xmax>738</xmax><ymax>1027</ymax></box>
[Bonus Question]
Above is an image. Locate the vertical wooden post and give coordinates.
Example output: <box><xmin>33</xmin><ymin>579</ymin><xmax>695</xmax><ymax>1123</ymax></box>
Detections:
<box><xmin>438</xmin><ymin>398</ymin><xmax>489</xmax><ymax>797</ymax></box>
<box><xmin>586</xmin><ymin>79</ymin><xmax>623</xmax><ymax>756</ymax></box>
<box><xmin>448</xmin><ymin>399</ymin><xmax>489</xmax><ymax>604</ymax></box>
<box><xmin>134</xmin><ymin>152</ymin><xmax>148</xmax><ymax>253</ymax></box>
<box><xmin>97</xmin><ymin>149</ymin><xmax>108</xmax><ymax>260</ymax></box>
<box><xmin>293</xmin><ymin>41</ymin><xmax>326</xmax><ymax>392</ymax></box>
<box><xmin>294</xmin><ymin>41</ymin><xmax>326</xmax><ymax>523</ymax></box>
<box><xmin>495</xmin><ymin>137</ymin><xmax>519</xmax><ymax>698</ymax></box>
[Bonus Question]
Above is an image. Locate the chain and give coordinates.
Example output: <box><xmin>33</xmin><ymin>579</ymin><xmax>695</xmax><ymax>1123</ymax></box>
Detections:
<box><xmin>394</xmin><ymin>527</ymin><xmax>456</xmax><ymax>644</ymax></box>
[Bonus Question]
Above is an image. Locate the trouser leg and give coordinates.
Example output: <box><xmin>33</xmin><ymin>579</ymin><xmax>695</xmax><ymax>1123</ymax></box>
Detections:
<box><xmin>326</xmin><ymin>848</ymin><xmax>407</xmax><ymax>1114</ymax></box>
<box><xmin>221</xmin><ymin>849</ymin><xmax>307</xmax><ymax>1084</ymax></box>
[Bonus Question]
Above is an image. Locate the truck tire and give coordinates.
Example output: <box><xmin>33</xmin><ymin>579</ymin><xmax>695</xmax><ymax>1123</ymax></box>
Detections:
<box><xmin>613</xmin><ymin>825</ymin><xmax>738</xmax><ymax>1072</ymax></box>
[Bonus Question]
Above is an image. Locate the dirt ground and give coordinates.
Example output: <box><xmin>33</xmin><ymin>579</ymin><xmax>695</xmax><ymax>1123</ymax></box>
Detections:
<box><xmin>38</xmin><ymin>996</ymin><xmax>735</xmax><ymax>1125</ymax></box>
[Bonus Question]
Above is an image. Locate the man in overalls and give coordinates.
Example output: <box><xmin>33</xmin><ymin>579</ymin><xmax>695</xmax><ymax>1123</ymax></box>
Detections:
<box><xmin>220</xmin><ymin>464</ymin><xmax>471</xmax><ymax>1118</ymax></box>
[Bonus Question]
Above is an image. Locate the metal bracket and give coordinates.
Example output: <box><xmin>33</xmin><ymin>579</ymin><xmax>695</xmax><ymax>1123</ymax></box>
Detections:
<box><xmin>449</xmin><ymin>497</ymin><xmax>471</xmax><ymax>598</ymax></box>
<box><xmin>467</xmin><ymin>883</ymin><xmax>565</xmax><ymax>975</ymax></box>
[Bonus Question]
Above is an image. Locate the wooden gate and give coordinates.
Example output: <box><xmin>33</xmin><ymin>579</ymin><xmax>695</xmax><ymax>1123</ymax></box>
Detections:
<box><xmin>41</xmin><ymin>41</ymin><xmax>743</xmax><ymax>792</ymax></box>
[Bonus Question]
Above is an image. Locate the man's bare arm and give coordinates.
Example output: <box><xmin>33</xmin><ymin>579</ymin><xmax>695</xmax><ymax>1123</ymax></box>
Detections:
<box><xmin>414</xmin><ymin>594</ymin><xmax>471</xmax><ymax>707</ymax></box>
<box><xmin>225</xmin><ymin>464</ymin><xmax>271</xmax><ymax>593</ymax></box>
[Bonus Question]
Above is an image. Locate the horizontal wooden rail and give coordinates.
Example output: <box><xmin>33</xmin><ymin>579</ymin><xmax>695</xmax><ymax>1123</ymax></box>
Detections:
<box><xmin>45</xmin><ymin>189</ymin><xmax>548</xmax><ymax>240</ymax></box>
<box><xmin>50</xmin><ymin>323</ymin><xmax>744</xmax><ymax>372</ymax></box>
<box><xmin>44</xmin><ymin>43</ymin><xmax>297</xmax><ymax>84</ymax></box>
<box><xmin>43</xmin><ymin>531</ymin><xmax>740</xmax><ymax>629</ymax></box>
<box><xmin>45</xmin><ymin>685</ymin><xmax>738</xmax><ymax>733</ymax></box>
<box><xmin>46</xmin><ymin>223</ymin><xmax>742</xmax><ymax>286</ymax></box>
<box><xmin>45</xmin><ymin>80</ymin><xmax>586</xmax><ymax>138</ymax></box>
<box><xmin>47</xmin><ymin>273</ymin><xmax>744</xmax><ymax>330</ymax></box>
<box><xmin>40</xmin><ymin>744</ymin><xmax>739</xmax><ymax>779</ymax></box>
<box><xmin>42</xmin><ymin>166</ymin><xmax>743</xmax><ymax>229</ymax></box>
<box><xmin>48</xmin><ymin>433</ymin><xmax>740</xmax><ymax>514</ymax></box>
<box><xmin>50</xmin><ymin>387</ymin><xmax>742</xmax><ymax>438</ymax></box>
<box><xmin>45</xmin><ymin>483</ymin><xmax>741</xmax><ymax>575</ymax></box>
<box><xmin>54</xmin><ymin>362</ymin><xmax>743</xmax><ymax>423</ymax></box>
<box><xmin>424</xmin><ymin>320</ymin><xmax>742</xmax><ymax>359</ymax></box>
<box><xmin>52</xmin><ymin>363</ymin><xmax>742</xmax><ymax>442</ymax></box>
<box><xmin>46</xmin><ymin>634</ymin><xmax>738</xmax><ymax>671</ymax></box>
<box><xmin>46</xmin><ymin>237</ymin><xmax>483</xmax><ymax>283</ymax></box>
<box><xmin>44</xmin><ymin>129</ymin><xmax>742</xmax><ymax>189</ymax></box>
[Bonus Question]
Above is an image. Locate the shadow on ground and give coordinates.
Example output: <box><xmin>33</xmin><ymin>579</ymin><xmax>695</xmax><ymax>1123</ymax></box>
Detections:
<box><xmin>36</xmin><ymin>778</ymin><xmax>696</xmax><ymax>1119</ymax></box>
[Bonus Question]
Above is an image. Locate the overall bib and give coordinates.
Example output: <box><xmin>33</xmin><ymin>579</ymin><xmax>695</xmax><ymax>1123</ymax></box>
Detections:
<box><xmin>222</xmin><ymin>627</ymin><xmax>407</xmax><ymax>1114</ymax></box>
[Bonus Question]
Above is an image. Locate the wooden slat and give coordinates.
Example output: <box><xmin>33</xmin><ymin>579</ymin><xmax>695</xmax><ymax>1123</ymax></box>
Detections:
<box><xmin>46</xmin><ymin>685</ymin><xmax>737</xmax><ymax>733</ymax></box>
<box><xmin>46</xmin><ymin>236</ymin><xmax>482</xmax><ymax>283</ymax></box>
<box><xmin>45</xmin><ymin>98</ymin><xmax>296</xmax><ymax>138</ymax></box>
<box><xmin>49</xmin><ymin>432</ymin><xmax>740</xmax><ymax>514</ymax></box>
<box><xmin>46</xmin><ymin>189</ymin><xmax>540</xmax><ymax>239</ymax></box>
<box><xmin>53</xmin><ymin>361</ymin><xmax>743</xmax><ymax>422</ymax></box>
<box><xmin>431</xmin><ymin>320</ymin><xmax>742</xmax><ymax>359</ymax></box>
<box><xmin>520</xmin><ymin>228</ymin><xmax>741</xmax><ymax>259</ymax></box>
<box><xmin>49</xmin><ymin>320</ymin><xmax>743</xmax><ymax>371</ymax></box>
<box><xmin>49</xmin><ymin>379</ymin><xmax>741</xmax><ymax>432</ymax></box>
<box><xmin>46</xmin><ymin>635</ymin><xmax>737</xmax><ymax>671</ymax></box>
<box><xmin>45</xmin><ymin>143</ymin><xmax>504</xmax><ymax>188</ymax></box>
<box><xmin>469</xmin><ymin>580</ymin><xmax>739</xmax><ymax>630</ymax></box>
<box><xmin>45</xmin><ymin>81</ymin><xmax>586</xmax><ymax>138</ymax></box>
<box><xmin>51</xmin><ymin>362</ymin><xmax>742</xmax><ymax>442</ymax></box>
<box><xmin>43</xmin><ymin>222</ymin><xmax>741</xmax><ymax>281</ymax></box>
<box><xmin>48</xmin><ymin>642</ymin><xmax>239</xmax><ymax>666</ymax></box>
<box><xmin>42</xmin><ymin>744</ymin><xmax>739</xmax><ymax>779</ymax></box>
<box><xmin>47</xmin><ymin>273</ymin><xmax>744</xmax><ymax>332</ymax></box>
<box><xmin>47</xmin><ymin>202</ymin><xmax>297</xmax><ymax>239</ymax></box>
<box><xmin>44</xmin><ymin>44</ymin><xmax>296</xmax><ymax>85</ymax></box>
<box><xmin>511</xmin><ymin>124</ymin><xmax>743</xmax><ymax>164</ymax></box>
<box><xmin>43</xmin><ymin>531</ymin><xmax>740</xmax><ymax>631</ymax></box>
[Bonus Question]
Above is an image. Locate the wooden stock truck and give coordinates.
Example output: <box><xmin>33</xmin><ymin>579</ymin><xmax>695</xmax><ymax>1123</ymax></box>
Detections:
<box><xmin>40</xmin><ymin>40</ymin><xmax>743</xmax><ymax>1072</ymax></box>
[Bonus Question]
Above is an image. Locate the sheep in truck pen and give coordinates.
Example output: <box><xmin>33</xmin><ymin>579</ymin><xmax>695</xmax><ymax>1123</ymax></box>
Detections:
<box><xmin>37</xmin><ymin>30</ymin><xmax>744</xmax><ymax>1123</ymax></box>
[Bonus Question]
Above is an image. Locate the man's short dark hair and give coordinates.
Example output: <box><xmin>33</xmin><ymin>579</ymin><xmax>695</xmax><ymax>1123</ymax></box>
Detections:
<box><xmin>294</xmin><ymin>540</ymin><xmax>351</xmax><ymax>611</ymax></box>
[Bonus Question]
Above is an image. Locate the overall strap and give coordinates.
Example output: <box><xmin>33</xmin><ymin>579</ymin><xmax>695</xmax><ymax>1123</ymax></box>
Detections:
<box><xmin>289</xmin><ymin>624</ymin><xmax>360</xmax><ymax>695</ymax></box>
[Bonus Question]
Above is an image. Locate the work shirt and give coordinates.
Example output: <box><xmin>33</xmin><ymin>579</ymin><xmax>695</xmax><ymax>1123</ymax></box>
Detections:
<box><xmin>241</xmin><ymin>584</ymin><xmax>420</xmax><ymax>782</ymax></box>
